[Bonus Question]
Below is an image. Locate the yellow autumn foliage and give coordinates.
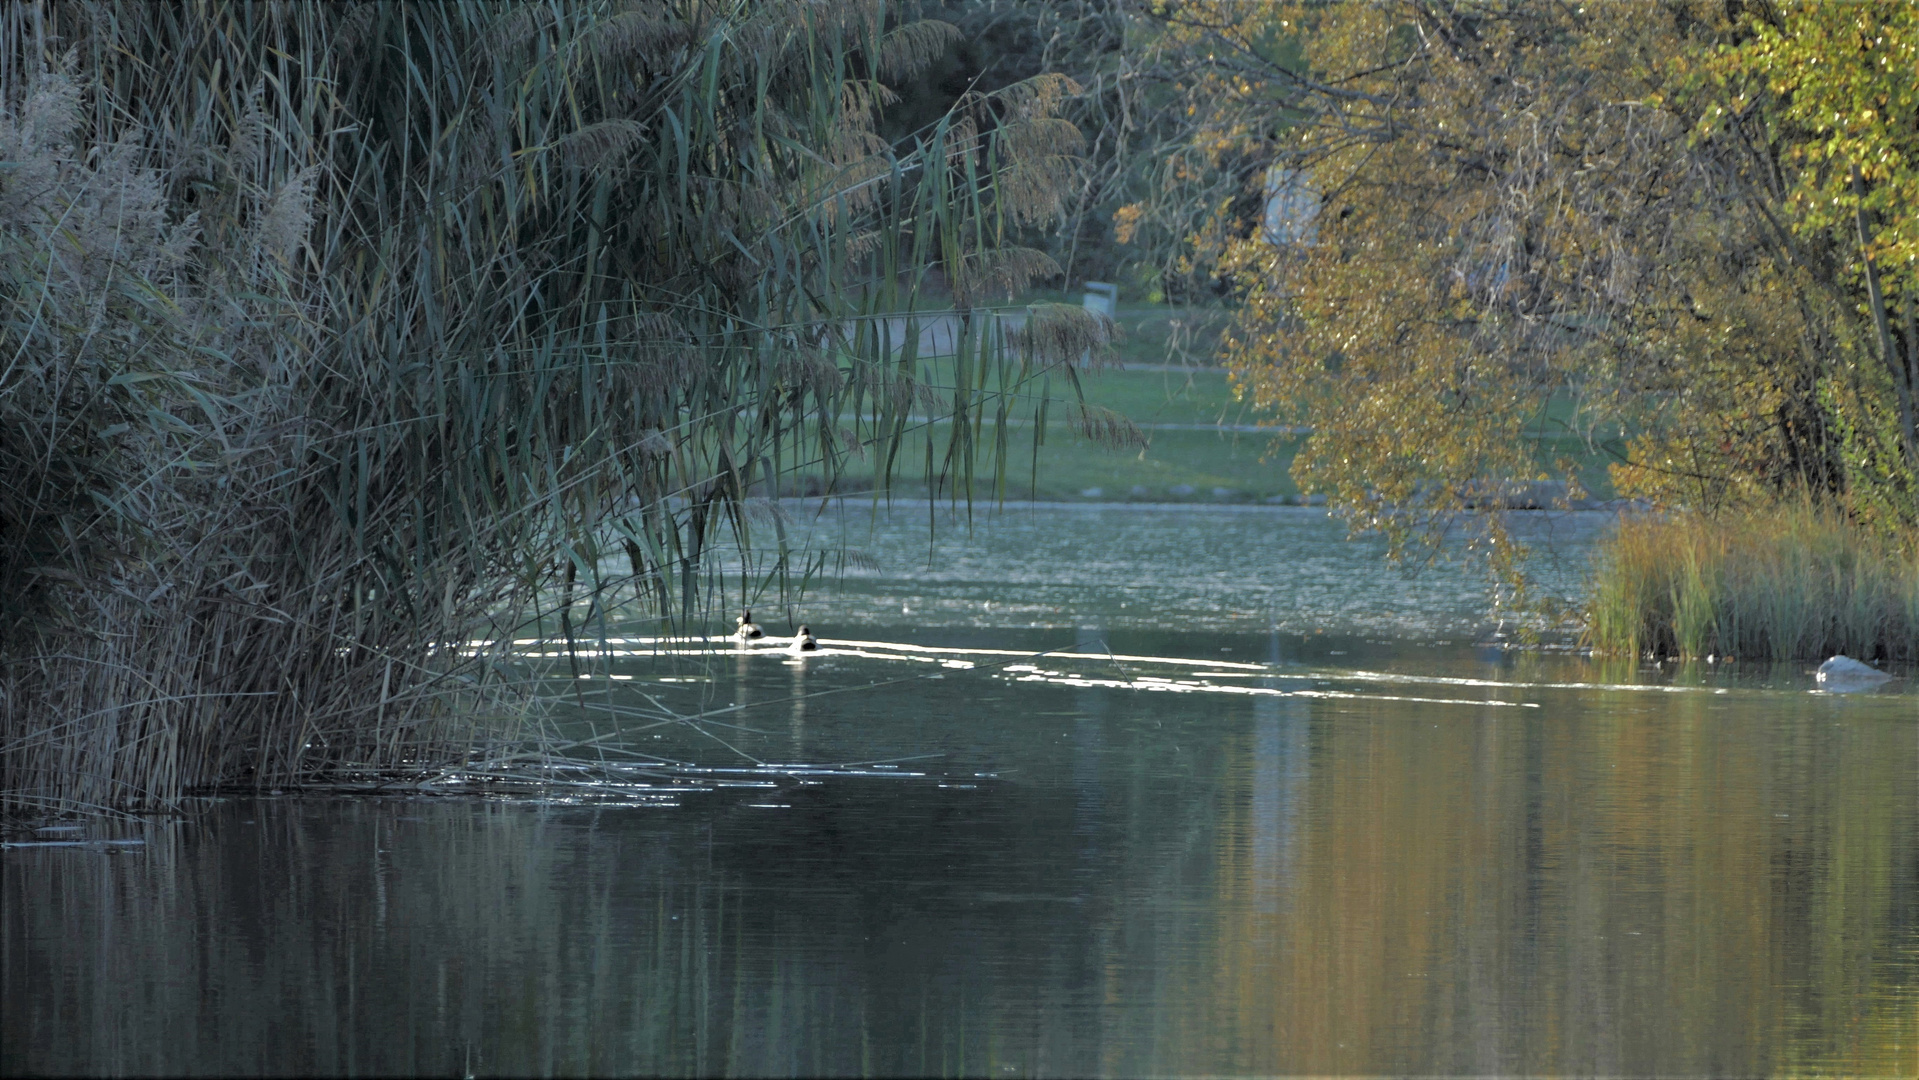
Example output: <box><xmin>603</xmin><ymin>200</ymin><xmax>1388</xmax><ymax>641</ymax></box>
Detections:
<box><xmin>1131</xmin><ymin>1</ymin><xmax>1917</xmax><ymax>557</ymax></box>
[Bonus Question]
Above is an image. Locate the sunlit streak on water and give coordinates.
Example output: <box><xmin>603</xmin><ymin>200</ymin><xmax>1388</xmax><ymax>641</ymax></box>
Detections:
<box><xmin>476</xmin><ymin>635</ymin><xmax>1555</xmax><ymax>709</ymax></box>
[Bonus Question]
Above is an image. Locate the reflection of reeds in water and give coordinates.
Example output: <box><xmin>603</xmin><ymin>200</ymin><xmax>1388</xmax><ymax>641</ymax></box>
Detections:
<box><xmin>1586</xmin><ymin>501</ymin><xmax>1919</xmax><ymax>661</ymax></box>
<box><xmin>1</xmin><ymin>776</ymin><xmax>1213</xmax><ymax>1075</ymax></box>
<box><xmin>3</xmin><ymin>803</ymin><xmax>770</xmax><ymax>1074</ymax></box>
<box><xmin>0</xmin><ymin>2</ymin><xmax>1106</xmax><ymax>814</ymax></box>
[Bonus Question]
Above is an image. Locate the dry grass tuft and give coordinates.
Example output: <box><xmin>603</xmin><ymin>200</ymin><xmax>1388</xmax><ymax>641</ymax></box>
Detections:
<box><xmin>1586</xmin><ymin>499</ymin><xmax>1919</xmax><ymax>662</ymax></box>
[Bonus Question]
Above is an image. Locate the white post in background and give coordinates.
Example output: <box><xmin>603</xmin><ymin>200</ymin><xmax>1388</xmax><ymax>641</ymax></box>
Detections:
<box><xmin>1080</xmin><ymin>281</ymin><xmax>1118</xmax><ymax>319</ymax></box>
<box><xmin>1079</xmin><ymin>282</ymin><xmax>1118</xmax><ymax>367</ymax></box>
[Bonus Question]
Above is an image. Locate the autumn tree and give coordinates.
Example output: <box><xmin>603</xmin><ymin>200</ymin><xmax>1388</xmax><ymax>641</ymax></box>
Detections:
<box><xmin>1120</xmin><ymin>0</ymin><xmax>1917</xmax><ymax>564</ymax></box>
<box><xmin>1709</xmin><ymin>0</ymin><xmax>1919</xmax><ymax>532</ymax></box>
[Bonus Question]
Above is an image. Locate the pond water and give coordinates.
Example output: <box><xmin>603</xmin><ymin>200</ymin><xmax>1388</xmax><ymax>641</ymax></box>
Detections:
<box><xmin>5</xmin><ymin>505</ymin><xmax>1915</xmax><ymax>1077</ymax></box>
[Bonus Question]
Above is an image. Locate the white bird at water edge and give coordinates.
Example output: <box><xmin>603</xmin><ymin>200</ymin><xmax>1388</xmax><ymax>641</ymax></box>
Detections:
<box><xmin>1814</xmin><ymin>655</ymin><xmax>1893</xmax><ymax>692</ymax></box>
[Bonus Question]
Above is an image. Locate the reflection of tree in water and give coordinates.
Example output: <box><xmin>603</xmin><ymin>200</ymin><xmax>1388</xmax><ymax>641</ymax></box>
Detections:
<box><xmin>1202</xmin><ymin>696</ymin><xmax>1919</xmax><ymax>1075</ymax></box>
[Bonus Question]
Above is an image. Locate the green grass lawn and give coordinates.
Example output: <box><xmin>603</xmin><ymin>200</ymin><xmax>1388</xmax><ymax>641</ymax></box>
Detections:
<box><xmin>1021</xmin><ymin>367</ymin><xmax>1300</xmax><ymax>501</ymax></box>
<box><xmin>1075</xmin><ymin>365</ymin><xmax>1256</xmax><ymax>426</ymax></box>
<box><xmin>1017</xmin><ymin>425</ymin><xmax>1304</xmax><ymax>501</ymax></box>
<box><xmin>809</xmin><ymin>366</ymin><xmax>1305</xmax><ymax>502</ymax></box>
<box><xmin>802</xmin><ymin>298</ymin><xmax>1621</xmax><ymax>505</ymax></box>
<box><xmin>1020</xmin><ymin>289</ymin><xmax>1234</xmax><ymax>370</ymax></box>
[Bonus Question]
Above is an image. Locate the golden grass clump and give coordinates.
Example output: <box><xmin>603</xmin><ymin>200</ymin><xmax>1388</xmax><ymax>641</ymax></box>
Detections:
<box><xmin>1586</xmin><ymin>501</ymin><xmax>1919</xmax><ymax>662</ymax></box>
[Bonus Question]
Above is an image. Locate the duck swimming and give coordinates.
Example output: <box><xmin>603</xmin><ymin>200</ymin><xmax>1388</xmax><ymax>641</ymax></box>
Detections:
<box><xmin>788</xmin><ymin>625</ymin><xmax>819</xmax><ymax>652</ymax></box>
<box><xmin>733</xmin><ymin>609</ymin><xmax>763</xmax><ymax>640</ymax></box>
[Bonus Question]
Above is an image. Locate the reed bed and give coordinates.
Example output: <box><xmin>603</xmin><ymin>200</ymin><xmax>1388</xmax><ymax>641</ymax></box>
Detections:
<box><xmin>1</xmin><ymin>0</ymin><xmax>1112</xmax><ymax>816</ymax></box>
<box><xmin>1586</xmin><ymin>501</ymin><xmax>1919</xmax><ymax>662</ymax></box>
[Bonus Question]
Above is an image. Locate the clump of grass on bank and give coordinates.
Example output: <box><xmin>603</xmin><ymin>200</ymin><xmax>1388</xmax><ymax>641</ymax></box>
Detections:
<box><xmin>1586</xmin><ymin>502</ymin><xmax>1919</xmax><ymax>662</ymax></box>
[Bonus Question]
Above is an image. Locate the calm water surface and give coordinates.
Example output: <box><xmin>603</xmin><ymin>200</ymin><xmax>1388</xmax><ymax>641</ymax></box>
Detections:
<box><xmin>5</xmin><ymin>505</ymin><xmax>1915</xmax><ymax>1076</ymax></box>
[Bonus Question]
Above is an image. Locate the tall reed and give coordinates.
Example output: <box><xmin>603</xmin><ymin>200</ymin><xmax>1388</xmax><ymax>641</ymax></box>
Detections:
<box><xmin>0</xmin><ymin>1</ymin><xmax>1113</xmax><ymax>815</ymax></box>
<box><xmin>1586</xmin><ymin>500</ymin><xmax>1919</xmax><ymax>662</ymax></box>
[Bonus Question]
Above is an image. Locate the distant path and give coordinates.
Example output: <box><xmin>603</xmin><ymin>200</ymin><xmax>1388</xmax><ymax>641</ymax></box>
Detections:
<box><xmin>892</xmin><ymin>414</ymin><xmax>1308</xmax><ymax>435</ymax></box>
